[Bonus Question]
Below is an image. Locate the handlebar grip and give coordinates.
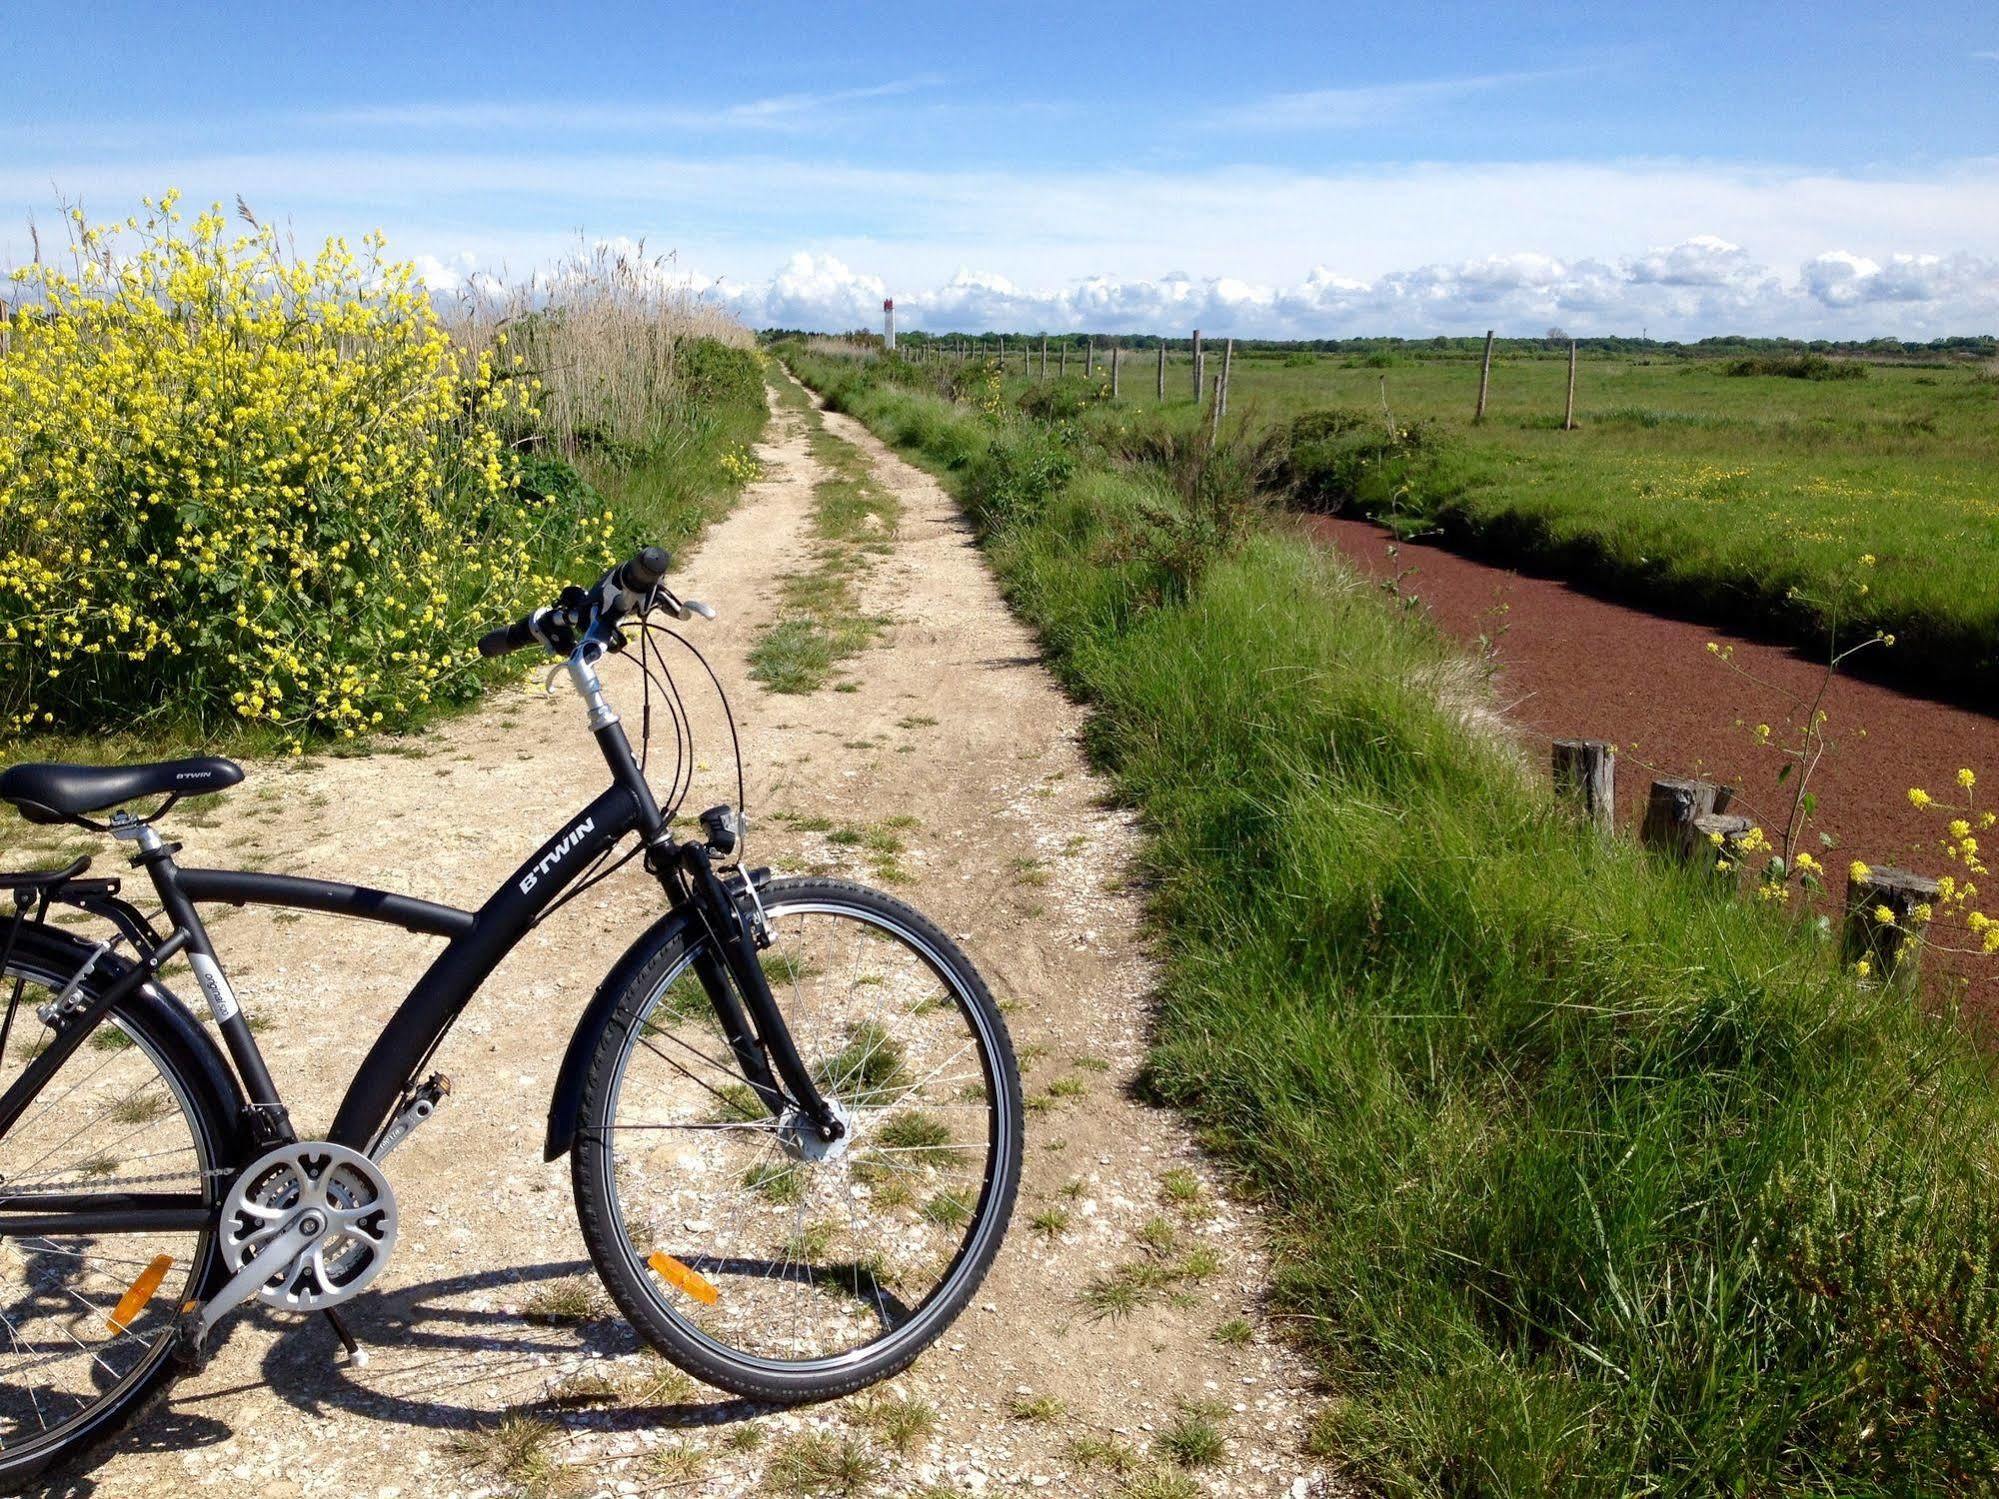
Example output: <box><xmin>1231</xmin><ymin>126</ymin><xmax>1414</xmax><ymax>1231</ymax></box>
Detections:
<box><xmin>617</xmin><ymin>545</ymin><xmax>671</xmax><ymax>594</ymax></box>
<box><xmin>477</xmin><ymin>616</ymin><xmax>540</xmax><ymax>658</ymax></box>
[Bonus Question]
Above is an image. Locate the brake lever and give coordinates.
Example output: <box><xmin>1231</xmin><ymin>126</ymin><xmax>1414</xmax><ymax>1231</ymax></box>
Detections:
<box><xmin>651</xmin><ymin>585</ymin><xmax>716</xmax><ymax>623</ymax></box>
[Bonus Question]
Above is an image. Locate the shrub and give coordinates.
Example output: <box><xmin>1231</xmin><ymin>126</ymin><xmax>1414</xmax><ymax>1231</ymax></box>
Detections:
<box><xmin>672</xmin><ymin>338</ymin><xmax>764</xmax><ymax>415</ymax></box>
<box><xmin>1017</xmin><ymin>376</ymin><xmax>1105</xmax><ymax>423</ymax></box>
<box><xmin>1284</xmin><ymin>405</ymin><xmax>1448</xmax><ymax>516</ymax></box>
<box><xmin>0</xmin><ymin>195</ymin><xmax>609</xmax><ymax>741</ymax></box>
<box><xmin>1724</xmin><ymin>353</ymin><xmax>1868</xmax><ymax>380</ymax></box>
<box><xmin>963</xmin><ymin>422</ymin><xmax>1076</xmax><ymax>532</ymax></box>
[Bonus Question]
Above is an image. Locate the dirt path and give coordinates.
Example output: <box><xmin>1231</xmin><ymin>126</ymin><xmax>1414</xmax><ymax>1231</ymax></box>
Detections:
<box><xmin>74</xmin><ymin>375</ymin><xmax>1334</xmax><ymax>1497</ymax></box>
<box><xmin>1310</xmin><ymin>513</ymin><xmax>1999</xmax><ymax>1017</ymax></box>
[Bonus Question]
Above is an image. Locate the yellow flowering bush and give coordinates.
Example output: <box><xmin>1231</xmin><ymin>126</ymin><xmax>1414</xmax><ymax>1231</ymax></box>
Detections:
<box><xmin>0</xmin><ymin>194</ymin><xmax>614</xmax><ymax>740</ymax></box>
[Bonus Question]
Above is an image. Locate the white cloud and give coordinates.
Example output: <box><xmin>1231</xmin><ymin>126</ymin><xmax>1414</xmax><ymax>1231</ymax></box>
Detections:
<box><xmin>303</xmin><ymin>77</ymin><xmax>941</xmax><ymax>135</ymax></box>
<box><xmin>709</xmin><ymin>237</ymin><xmax>1999</xmax><ymax>338</ymax></box>
<box><xmin>9</xmin><ymin>149</ymin><xmax>1999</xmax><ymax>337</ymax></box>
<box><xmin>1203</xmin><ymin>69</ymin><xmax>1578</xmax><ymax>130</ymax></box>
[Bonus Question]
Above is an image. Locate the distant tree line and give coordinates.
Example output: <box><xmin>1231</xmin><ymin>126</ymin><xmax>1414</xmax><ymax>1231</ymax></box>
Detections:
<box><xmin>760</xmin><ymin>327</ymin><xmax>1998</xmax><ymax>365</ymax></box>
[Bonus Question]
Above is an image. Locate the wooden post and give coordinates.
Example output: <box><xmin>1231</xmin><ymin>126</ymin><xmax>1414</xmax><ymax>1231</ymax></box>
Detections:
<box><xmin>1210</xmin><ymin>375</ymin><xmax>1223</xmax><ymax>439</ymax></box>
<box><xmin>1191</xmin><ymin>329</ymin><xmax>1203</xmax><ymax>401</ymax></box>
<box><xmin>1693</xmin><ymin>812</ymin><xmax>1755</xmax><ymax>868</ymax></box>
<box><xmin>1219</xmin><ymin>338</ymin><xmax>1234</xmax><ymax>417</ymax></box>
<box><xmin>1641</xmin><ymin>776</ymin><xmax>1726</xmax><ymax>861</ymax></box>
<box><xmin>1111</xmin><ymin>340</ymin><xmax>1120</xmax><ymax>398</ymax></box>
<box><xmin>1086</xmin><ymin>338</ymin><xmax>1095</xmax><ymax>378</ymax></box>
<box><xmin>1040</xmin><ymin>334</ymin><xmax>1047</xmax><ymax>380</ymax></box>
<box><xmin>998</xmin><ymin>335</ymin><xmax>1005</xmax><ymax>371</ymax></box>
<box><xmin>1474</xmin><ymin>330</ymin><xmax>1495</xmax><ymax>423</ymax></box>
<box><xmin>1563</xmin><ymin>339</ymin><xmax>1578</xmax><ymax>431</ymax></box>
<box><xmin>1551</xmin><ymin>739</ymin><xmax>1615</xmax><ymax>829</ymax></box>
<box><xmin>1844</xmin><ymin>866</ymin><xmax>1941</xmax><ymax>978</ymax></box>
<box><xmin>1157</xmin><ymin>341</ymin><xmax>1166</xmax><ymax>401</ymax></box>
<box><xmin>1060</xmin><ymin>342</ymin><xmax>1067</xmax><ymax>377</ymax></box>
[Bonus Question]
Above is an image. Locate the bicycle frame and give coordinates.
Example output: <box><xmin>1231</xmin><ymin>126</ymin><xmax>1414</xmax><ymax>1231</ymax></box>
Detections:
<box><xmin>0</xmin><ymin>645</ymin><xmax>837</xmax><ymax>1245</ymax></box>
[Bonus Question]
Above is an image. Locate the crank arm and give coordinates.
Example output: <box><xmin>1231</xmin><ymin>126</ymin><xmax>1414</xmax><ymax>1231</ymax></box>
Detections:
<box><xmin>180</xmin><ymin>1215</ymin><xmax>316</xmax><ymax>1357</ymax></box>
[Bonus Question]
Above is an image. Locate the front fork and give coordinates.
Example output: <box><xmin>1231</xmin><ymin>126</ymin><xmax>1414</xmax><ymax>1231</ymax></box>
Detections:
<box><xmin>667</xmin><ymin>842</ymin><xmax>844</xmax><ymax>1143</ymax></box>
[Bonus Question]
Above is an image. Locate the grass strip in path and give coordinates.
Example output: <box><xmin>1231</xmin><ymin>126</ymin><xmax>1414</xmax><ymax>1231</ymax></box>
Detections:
<box><xmin>747</xmin><ymin>375</ymin><xmax>901</xmax><ymax>694</ymax></box>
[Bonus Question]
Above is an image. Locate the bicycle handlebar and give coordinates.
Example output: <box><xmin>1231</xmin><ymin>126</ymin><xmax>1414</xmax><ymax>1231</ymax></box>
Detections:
<box><xmin>476</xmin><ymin>613</ymin><xmax>545</xmax><ymax>659</ymax></box>
<box><xmin>476</xmin><ymin>545</ymin><xmax>674</xmax><ymax>658</ymax></box>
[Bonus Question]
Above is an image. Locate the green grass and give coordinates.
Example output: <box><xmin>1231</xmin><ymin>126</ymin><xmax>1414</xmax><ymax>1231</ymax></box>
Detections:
<box><xmin>762</xmin><ymin>1430</ymin><xmax>884</xmax><ymax>1496</ymax></box>
<box><xmin>789</xmin><ymin>345</ymin><xmax>1999</xmax><ymax>1496</ymax></box>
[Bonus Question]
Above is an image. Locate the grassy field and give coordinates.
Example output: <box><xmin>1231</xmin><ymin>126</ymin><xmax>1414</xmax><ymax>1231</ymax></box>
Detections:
<box><xmin>960</xmin><ymin>343</ymin><xmax>1999</xmax><ymax>697</ymax></box>
<box><xmin>790</xmin><ymin>343</ymin><xmax>1999</xmax><ymax>1496</ymax></box>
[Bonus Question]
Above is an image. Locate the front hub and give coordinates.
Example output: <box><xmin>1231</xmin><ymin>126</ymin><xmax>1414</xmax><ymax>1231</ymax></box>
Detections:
<box><xmin>777</xmin><ymin>1099</ymin><xmax>852</xmax><ymax>1164</ymax></box>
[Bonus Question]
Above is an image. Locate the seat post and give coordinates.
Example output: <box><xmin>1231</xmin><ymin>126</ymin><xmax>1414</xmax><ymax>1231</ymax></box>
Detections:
<box><xmin>118</xmin><ymin>815</ymin><xmax>288</xmax><ymax>1121</ymax></box>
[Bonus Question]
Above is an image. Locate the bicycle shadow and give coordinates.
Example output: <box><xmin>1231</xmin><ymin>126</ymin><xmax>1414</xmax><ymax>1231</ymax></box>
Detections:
<box><xmin>252</xmin><ymin>1257</ymin><xmax>774</xmax><ymax>1436</ymax></box>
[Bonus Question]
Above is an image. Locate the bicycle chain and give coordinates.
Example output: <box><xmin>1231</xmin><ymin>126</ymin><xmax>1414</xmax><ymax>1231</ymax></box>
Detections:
<box><xmin>0</xmin><ymin>1166</ymin><xmax>232</xmax><ymax>1194</ymax></box>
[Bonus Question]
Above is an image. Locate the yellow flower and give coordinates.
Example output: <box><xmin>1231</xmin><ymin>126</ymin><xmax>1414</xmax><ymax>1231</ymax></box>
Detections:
<box><xmin>1853</xmin><ymin>958</ymin><xmax>1872</xmax><ymax>978</ymax></box>
<box><xmin>1959</xmin><ymin>768</ymin><xmax>1977</xmax><ymax>790</ymax></box>
<box><xmin>1873</xmin><ymin>905</ymin><xmax>1897</xmax><ymax>925</ymax></box>
<box><xmin>1908</xmin><ymin>788</ymin><xmax>1932</xmax><ymax>809</ymax></box>
<box><xmin>1849</xmin><ymin>860</ymin><xmax>1872</xmax><ymax>882</ymax></box>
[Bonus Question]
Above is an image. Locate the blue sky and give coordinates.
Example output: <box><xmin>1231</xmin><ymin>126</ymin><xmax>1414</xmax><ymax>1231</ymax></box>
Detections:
<box><xmin>6</xmin><ymin>1</ymin><xmax>1997</xmax><ymax>336</ymax></box>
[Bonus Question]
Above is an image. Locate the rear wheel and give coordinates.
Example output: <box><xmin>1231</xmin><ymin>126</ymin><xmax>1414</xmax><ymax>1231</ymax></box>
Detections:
<box><xmin>572</xmin><ymin>877</ymin><xmax>1022</xmax><ymax>1403</ymax></box>
<box><xmin>0</xmin><ymin>936</ymin><xmax>234</xmax><ymax>1492</ymax></box>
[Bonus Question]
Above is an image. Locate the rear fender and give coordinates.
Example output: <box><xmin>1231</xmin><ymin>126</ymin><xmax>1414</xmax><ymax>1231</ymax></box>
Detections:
<box><xmin>543</xmin><ymin>907</ymin><xmax>698</xmax><ymax>1162</ymax></box>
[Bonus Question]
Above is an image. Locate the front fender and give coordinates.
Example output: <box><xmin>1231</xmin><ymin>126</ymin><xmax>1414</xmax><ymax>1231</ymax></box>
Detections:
<box><xmin>542</xmin><ymin>906</ymin><xmax>696</xmax><ymax>1161</ymax></box>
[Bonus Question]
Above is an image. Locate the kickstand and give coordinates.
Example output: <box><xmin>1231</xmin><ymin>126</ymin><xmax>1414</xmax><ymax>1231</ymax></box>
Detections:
<box><xmin>323</xmin><ymin>1306</ymin><xmax>369</xmax><ymax>1368</ymax></box>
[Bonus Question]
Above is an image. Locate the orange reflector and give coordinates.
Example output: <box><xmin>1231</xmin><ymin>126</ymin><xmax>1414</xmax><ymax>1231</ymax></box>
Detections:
<box><xmin>647</xmin><ymin>1251</ymin><xmax>718</xmax><ymax>1305</ymax></box>
<box><xmin>108</xmin><ymin>1255</ymin><xmax>174</xmax><ymax>1333</ymax></box>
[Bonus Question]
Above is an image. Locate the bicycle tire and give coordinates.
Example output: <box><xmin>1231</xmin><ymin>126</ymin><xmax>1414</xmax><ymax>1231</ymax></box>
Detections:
<box><xmin>571</xmin><ymin>876</ymin><xmax>1023</xmax><ymax>1403</ymax></box>
<box><xmin>0</xmin><ymin>930</ymin><xmax>236</xmax><ymax>1494</ymax></box>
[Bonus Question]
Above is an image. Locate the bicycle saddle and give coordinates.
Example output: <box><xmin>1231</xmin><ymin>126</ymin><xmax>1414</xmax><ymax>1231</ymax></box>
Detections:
<box><xmin>0</xmin><ymin>757</ymin><xmax>243</xmax><ymax>825</ymax></box>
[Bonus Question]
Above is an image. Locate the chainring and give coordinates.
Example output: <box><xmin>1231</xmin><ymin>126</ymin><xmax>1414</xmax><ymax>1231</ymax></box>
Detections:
<box><xmin>221</xmin><ymin>1140</ymin><xmax>398</xmax><ymax>1312</ymax></box>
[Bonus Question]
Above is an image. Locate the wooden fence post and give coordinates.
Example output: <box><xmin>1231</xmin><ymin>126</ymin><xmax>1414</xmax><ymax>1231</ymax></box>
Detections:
<box><xmin>1563</xmin><ymin>340</ymin><xmax>1578</xmax><ymax>431</ymax></box>
<box><xmin>1040</xmin><ymin>334</ymin><xmax>1047</xmax><ymax>380</ymax></box>
<box><xmin>1111</xmin><ymin>340</ymin><xmax>1120</xmax><ymax>398</ymax></box>
<box><xmin>1210</xmin><ymin>375</ymin><xmax>1223</xmax><ymax>438</ymax></box>
<box><xmin>1157</xmin><ymin>341</ymin><xmax>1166</xmax><ymax>401</ymax></box>
<box><xmin>1059</xmin><ymin>341</ymin><xmax>1067</xmax><ymax>377</ymax></box>
<box><xmin>1551</xmin><ymin>739</ymin><xmax>1615</xmax><ymax>829</ymax></box>
<box><xmin>1844</xmin><ymin>866</ymin><xmax>1942</xmax><ymax>978</ymax></box>
<box><xmin>1474</xmin><ymin>330</ymin><xmax>1495</xmax><ymax>423</ymax></box>
<box><xmin>1191</xmin><ymin>329</ymin><xmax>1203</xmax><ymax>401</ymax></box>
<box><xmin>1219</xmin><ymin>338</ymin><xmax>1234</xmax><ymax>417</ymax></box>
<box><xmin>1641</xmin><ymin>776</ymin><xmax>1728</xmax><ymax>860</ymax></box>
<box><xmin>1692</xmin><ymin>811</ymin><xmax>1755</xmax><ymax>867</ymax></box>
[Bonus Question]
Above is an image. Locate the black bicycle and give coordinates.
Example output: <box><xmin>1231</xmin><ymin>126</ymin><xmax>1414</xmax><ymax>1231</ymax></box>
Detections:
<box><xmin>0</xmin><ymin>546</ymin><xmax>1022</xmax><ymax>1488</ymax></box>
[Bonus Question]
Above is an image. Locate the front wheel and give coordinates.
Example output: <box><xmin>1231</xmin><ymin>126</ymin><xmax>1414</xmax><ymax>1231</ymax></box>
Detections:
<box><xmin>572</xmin><ymin>877</ymin><xmax>1022</xmax><ymax>1403</ymax></box>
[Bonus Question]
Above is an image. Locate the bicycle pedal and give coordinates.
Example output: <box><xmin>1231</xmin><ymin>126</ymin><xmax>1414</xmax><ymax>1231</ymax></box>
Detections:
<box><xmin>170</xmin><ymin>1301</ymin><xmax>211</xmax><ymax>1372</ymax></box>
